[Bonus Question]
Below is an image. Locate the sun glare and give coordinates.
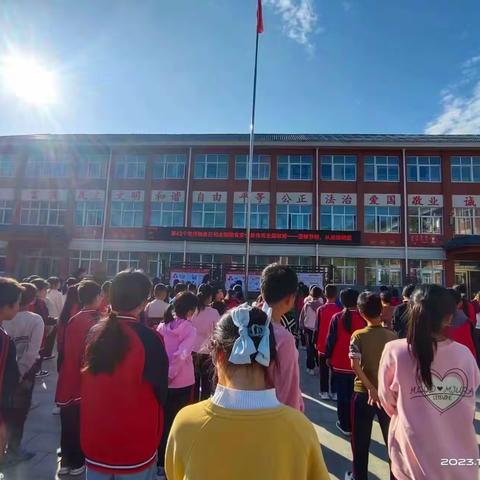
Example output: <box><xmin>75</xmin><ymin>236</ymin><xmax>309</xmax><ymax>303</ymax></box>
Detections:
<box><xmin>1</xmin><ymin>54</ymin><xmax>58</xmax><ymax>106</ymax></box>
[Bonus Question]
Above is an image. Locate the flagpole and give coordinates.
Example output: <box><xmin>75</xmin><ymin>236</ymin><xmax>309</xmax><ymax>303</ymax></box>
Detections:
<box><xmin>245</xmin><ymin>24</ymin><xmax>260</xmax><ymax>297</ymax></box>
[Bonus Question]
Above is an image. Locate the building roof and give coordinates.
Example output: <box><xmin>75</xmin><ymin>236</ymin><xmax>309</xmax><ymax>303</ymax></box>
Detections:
<box><xmin>1</xmin><ymin>133</ymin><xmax>480</xmax><ymax>148</ymax></box>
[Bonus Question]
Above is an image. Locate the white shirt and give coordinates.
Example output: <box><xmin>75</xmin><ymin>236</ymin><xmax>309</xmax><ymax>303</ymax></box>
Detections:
<box><xmin>212</xmin><ymin>385</ymin><xmax>280</xmax><ymax>410</ymax></box>
<box><xmin>47</xmin><ymin>289</ymin><xmax>64</xmax><ymax>319</ymax></box>
<box><xmin>145</xmin><ymin>299</ymin><xmax>169</xmax><ymax>320</ymax></box>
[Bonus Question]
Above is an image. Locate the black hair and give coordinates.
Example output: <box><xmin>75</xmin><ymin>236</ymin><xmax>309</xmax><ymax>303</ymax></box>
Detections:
<box><xmin>310</xmin><ymin>286</ymin><xmax>322</xmax><ymax>298</ymax></box>
<box><xmin>452</xmin><ymin>285</ymin><xmax>470</xmax><ymax>317</ymax></box>
<box><xmin>379</xmin><ymin>285</ymin><xmax>389</xmax><ymax>293</ymax></box>
<box><xmin>339</xmin><ymin>288</ymin><xmax>359</xmax><ymax>333</ymax></box>
<box><xmin>101</xmin><ymin>281</ymin><xmax>111</xmax><ymax>294</ymax></box>
<box><xmin>188</xmin><ymin>283</ymin><xmax>197</xmax><ymax>294</ymax></box>
<box><xmin>78</xmin><ymin>280</ymin><xmax>101</xmax><ymax>307</ymax></box>
<box><xmin>380</xmin><ymin>291</ymin><xmax>392</xmax><ymax>304</ymax></box>
<box><xmin>407</xmin><ymin>284</ymin><xmax>456</xmax><ymax>390</ymax></box>
<box><xmin>154</xmin><ymin>283</ymin><xmax>168</xmax><ymax>296</ymax></box>
<box><xmin>0</xmin><ymin>277</ymin><xmax>24</xmax><ymax>309</ymax></box>
<box><xmin>19</xmin><ymin>283</ymin><xmax>37</xmax><ymax>307</ymax></box>
<box><xmin>164</xmin><ymin>291</ymin><xmax>199</xmax><ymax>324</ymax></box>
<box><xmin>47</xmin><ymin>276</ymin><xmax>60</xmax><ymax>289</ymax></box>
<box><xmin>357</xmin><ymin>292</ymin><xmax>382</xmax><ymax>319</ymax></box>
<box><xmin>391</xmin><ymin>288</ymin><xmax>399</xmax><ymax>298</ymax></box>
<box><xmin>210</xmin><ymin>307</ymin><xmax>276</xmax><ymax>368</ymax></box>
<box><xmin>402</xmin><ymin>283</ymin><xmax>416</xmax><ymax>299</ymax></box>
<box><xmin>260</xmin><ymin>263</ymin><xmax>298</xmax><ymax>305</ymax></box>
<box><xmin>59</xmin><ymin>286</ymin><xmax>80</xmax><ymax>325</ymax></box>
<box><xmin>31</xmin><ymin>278</ymin><xmax>48</xmax><ymax>292</ymax></box>
<box><xmin>174</xmin><ymin>282</ymin><xmax>187</xmax><ymax>296</ymax></box>
<box><xmin>84</xmin><ymin>270</ymin><xmax>151</xmax><ymax>375</ymax></box>
<box><xmin>197</xmin><ymin>284</ymin><xmax>213</xmax><ymax>312</ymax></box>
<box><xmin>325</xmin><ymin>284</ymin><xmax>337</xmax><ymax>299</ymax></box>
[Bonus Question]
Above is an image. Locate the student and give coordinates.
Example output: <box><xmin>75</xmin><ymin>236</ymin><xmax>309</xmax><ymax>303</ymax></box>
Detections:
<box><xmin>57</xmin><ymin>285</ymin><xmax>80</xmax><ymax>370</ymax></box>
<box><xmin>157</xmin><ymin>292</ymin><xmax>198</xmax><ymax>478</ymax></box>
<box><xmin>380</xmin><ymin>290</ymin><xmax>395</xmax><ymax>329</ymax></box>
<box><xmin>392</xmin><ymin>283</ymin><xmax>416</xmax><ymax>338</ymax></box>
<box><xmin>145</xmin><ymin>284</ymin><xmax>169</xmax><ymax>328</ymax></box>
<box><xmin>315</xmin><ymin>284</ymin><xmax>341</xmax><ymax>400</ymax></box>
<box><xmin>171</xmin><ymin>282</ymin><xmax>187</xmax><ymax>301</ymax></box>
<box><xmin>3</xmin><ymin>283</ymin><xmax>44</xmax><ymax>462</ymax></box>
<box><xmin>261</xmin><ymin>263</ymin><xmax>304</xmax><ymax>411</ymax></box>
<box><xmin>98</xmin><ymin>281</ymin><xmax>111</xmax><ymax>317</ymax></box>
<box><xmin>191</xmin><ymin>284</ymin><xmax>220</xmax><ymax>401</ymax></box>
<box><xmin>379</xmin><ymin>284</ymin><xmax>479</xmax><ymax>480</ymax></box>
<box><xmin>210</xmin><ymin>286</ymin><xmax>227</xmax><ymax>316</ymax></box>
<box><xmin>56</xmin><ymin>280</ymin><xmax>102</xmax><ymax>477</ymax></box>
<box><xmin>299</xmin><ymin>285</ymin><xmax>324</xmax><ymax>375</ymax></box>
<box><xmin>165</xmin><ymin>305</ymin><xmax>330</xmax><ymax>480</ymax></box>
<box><xmin>453</xmin><ymin>284</ymin><xmax>476</xmax><ymax>325</ymax></box>
<box><xmin>325</xmin><ymin>288</ymin><xmax>365</xmax><ymax>435</ymax></box>
<box><xmin>0</xmin><ymin>278</ymin><xmax>22</xmax><ymax>464</ymax></box>
<box><xmin>81</xmin><ymin>271</ymin><xmax>169</xmax><ymax>480</ymax></box>
<box><xmin>224</xmin><ymin>289</ymin><xmax>241</xmax><ymax>310</ymax></box>
<box><xmin>345</xmin><ymin>292</ymin><xmax>397</xmax><ymax>480</ymax></box>
<box><xmin>47</xmin><ymin>277</ymin><xmax>64</xmax><ymax>320</ymax></box>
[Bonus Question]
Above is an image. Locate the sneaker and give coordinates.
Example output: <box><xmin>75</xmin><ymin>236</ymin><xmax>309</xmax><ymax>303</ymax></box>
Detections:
<box><xmin>345</xmin><ymin>472</ymin><xmax>355</xmax><ymax>480</ymax></box>
<box><xmin>58</xmin><ymin>466</ymin><xmax>70</xmax><ymax>475</ymax></box>
<box><xmin>157</xmin><ymin>466</ymin><xmax>167</xmax><ymax>479</ymax></box>
<box><xmin>330</xmin><ymin>393</ymin><xmax>337</xmax><ymax>401</ymax></box>
<box><xmin>35</xmin><ymin>370</ymin><xmax>49</xmax><ymax>378</ymax></box>
<box><xmin>52</xmin><ymin>406</ymin><xmax>60</xmax><ymax>415</ymax></box>
<box><xmin>319</xmin><ymin>392</ymin><xmax>330</xmax><ymax>400</ymax></box>
<box><xmin>336</xmin><ymin>421</ymin><xmax>351</xmax><ymax>436</ymax></box>
<box><xmin>41</xmin><ymin>354</ymin><xmax>56</xmax><ymax>360</ymax></box>
<box><xmin>70</xmin><ymin>465</ymin><xmax>86</xmax><ymax>476</ymax></box>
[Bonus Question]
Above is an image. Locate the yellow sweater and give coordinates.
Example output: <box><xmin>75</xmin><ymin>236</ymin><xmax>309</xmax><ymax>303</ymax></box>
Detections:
<box><xmin>165</xmin><ymin>399</ymin><xmax>330</xmax><ymax>480</ymax></box>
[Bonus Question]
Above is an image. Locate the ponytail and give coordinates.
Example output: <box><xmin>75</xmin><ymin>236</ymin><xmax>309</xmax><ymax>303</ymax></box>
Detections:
<box><xmin>197</xmin><ymin>283</ymin><xmax>213</xmax><ymax>312</ymax></box>
<box><xmin>164</xmin><ymin>304</ymin><xmax>175</xmax><ymax>324</ymax></box>
<box><xmin>343</xmin><ymin>308</ymin><xmax>352</xmax><ymax>333</ymax></box>
<box><xmin>84</xmin><ymin>311</ymin><xmax>130</xmax><ymax>375</ymax></box>
<box><xmin>339</xmin><ymin>288</ymin><xmax>359</xmax><ymax>333</ymax></box>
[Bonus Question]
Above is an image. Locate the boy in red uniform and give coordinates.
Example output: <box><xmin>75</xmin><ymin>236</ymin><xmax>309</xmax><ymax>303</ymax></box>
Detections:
<box><xmin>315</xmin><ymin>284</ymin><xmax>341</xmax><ymax>400</ymax></box>
<box><xmin>55</xmin><ymin>280</ymin><xmax>102</xmax><ymax>476</ymax></box>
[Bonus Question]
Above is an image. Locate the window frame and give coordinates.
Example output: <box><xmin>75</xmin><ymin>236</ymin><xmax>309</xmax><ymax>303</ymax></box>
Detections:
<box><xmin>454</xmin><ymin>207</ymin><xmax>480</xmax><ymax>235</ymax></box>
<box><xmin>0</xmin><ymin>156</ymin><xmax>15</xmax><ymax>177</ymax></box>
<box><xmin>150</xmin><ymin>201</ymin><xmax>185</xmax><ymax>227</ymax></box>
<box><xmin>75</xmin><ymin>200</ymin><xmax>104</xmax><ymax>227</ymax></box>
<box><xmin>364</xmin><ymin>156</ymin><xmax>399</xmax><ymax>182</ymax></box>
<box><xmin>110</xmin><ymin>200</ymin><xmax>144</xmax><ymax>228</ymax></box>
<box><xmin>25</xmin><ymin>155</ymin><xmax>70</xmax><ymax>178</ymax></box>
<box><xmin>152</xmin><ymin>154</ymin><xmax>187</xmax><ymax>179</ymax></box>
<box><xmin>191</xmin><ymin>202</ymin><xmax>227</xmax><ymax>227</ymax></box>
<box><xmin>276</xmin><ymin>204</ymin><xmax>312</xmax><ymax>230</ymax></box>
<box><xmin>364</xmin><ymin>206</ymin><xmax>401</xmax><ymax>233</ymax></box>
<box><xmin>235</xmin><ymin>155</ymin><xmax>271</xmax><ymax>180</ymax></box>
<box><xmin>406</xmin><ymin>156</ymin><xmax>441</xmax><ymax>182</ymax></box>
<box><xmin>277</xmin><ymin>155</ymin><xmax>313</xmax><ymax>181</ymax></box>
<box><xmin>320</xmin><ymin>155</ymin><xmax>357</xmax><ymax>181</ymax></box>
<box><xmin>20</xmin><ymin>200</ymin><xmax>66</xmax><ymax>226</ymax></box>
<box><xmin>193</xmin><ymin>154</ymin><xmax>229</xmax><ymax>180</ymax></box>
<box><xmin>320</xmin><ymin>205</ymin><xmax>357</xmax><ymax>231</ymax></box>
<box><xmin>114</xmin><ymin>154</ymin><xmax>147</xmax><ymax>180</ymax></box>
<box><xmin>407</xmin><ymin>206</ymin><xmax>443</xmax><ymax>235</ymax></box>
<box><xmin>233</xmin><ymin>203</ymin><xmax>270</xmax><ymax>229</ymax></box>
<box><xmin>451</xmin><ymin>156</ymin><xmax>480</xmax><ymax>183</ymax></box>
<box><xmin>365</xmin><ymin>259</ymin><xmax>402</xmax><ymax>287</ymax></box>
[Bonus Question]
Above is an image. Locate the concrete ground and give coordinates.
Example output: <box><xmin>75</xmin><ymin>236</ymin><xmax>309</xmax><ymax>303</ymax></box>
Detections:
<box><xmin>1</xmin><ymin>352</ymin><xmax>478</xmax><ymax>480</ymax></box>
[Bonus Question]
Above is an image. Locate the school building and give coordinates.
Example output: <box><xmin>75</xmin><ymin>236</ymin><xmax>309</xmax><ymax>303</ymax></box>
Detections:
<box><xmin>0</xmin><ymin>133</ymin><xmax>479</xmax><ymax>293</ymax></box>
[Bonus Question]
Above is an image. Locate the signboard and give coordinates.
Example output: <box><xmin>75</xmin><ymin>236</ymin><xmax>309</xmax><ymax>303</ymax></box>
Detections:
<box><xmin>407</xmin><ymin>195</ymin><xmax>443</xmax><ymax>207</ymax></box>
<box><xmin>364</xmin><ymin>193</ymin><xmax>400</xmax><ymax>207</ymax></box>
<box><xmin>21</xmin><ymin>189</ymin><xmax>68</xmax><ymax>202</ymax></box>
<box><xmin>146</xmin><ymin>227</ymin><xmax>361</xmax><ymax>245</ymax></box>
<box><xmin>192</xmin><ymin>191</ymin><xmax>227</xmax><ymax>203</ymax></box>
<box><xmin>320</xmin><ymin>193</ymin><xmax>357</xmax><ymax>205</ymax></box>
<box><xmin>276</xmin><ymin>192</ymin><xmax>313</xmax><ymax>205</ymax></box>
<box><xmin>452</xmin><ymin>195</ymin><xmax>480</xmax><ymax>208</ymax></box>
<box><xmin>0</xmin><ymin>188</ymin><xmax>14</xmax><ymax>201</ymax></box>
<box><xmin>151</xmin><ymin>190</ymin><xmax>185</xmax><ymax>203</ymax></box>
<box><xmin>169</xmin><ymin>269</ymin><xmax>209</xmax><ymax>286</ymax></box>
<box><xmin>298</xmin><ymin>272</ymin><xmax>324</xmax><ymax>287</ymax></box>
<box><xmin>233</xmin><ymin>192</ymin><xmax>270</xmax><ymax>204</ymax></box>
<box><xmin>111</xmin><ymin>190</ymin><xmax>144</xmax><ymax>202</ymax></box>
<box><xmin>225</xmin><ymin>272</ymin><xmax>262</xmax><ymax>292</ymax></box>
<box><xmin>409</xmin><ymin>234</ymin><xmax>443</xmax><ymax>246</ymax></box>
<box><xmin>75</xmin><ymin>190</ymin><xmax>105</xmax><ymax>201</ymax></box>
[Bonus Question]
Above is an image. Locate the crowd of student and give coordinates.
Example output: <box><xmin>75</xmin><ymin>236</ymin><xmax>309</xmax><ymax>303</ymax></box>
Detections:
<box><xmin>0</xmin><ymin>264</ymin><xmax>477</xmax><ymax>480</ymax></box>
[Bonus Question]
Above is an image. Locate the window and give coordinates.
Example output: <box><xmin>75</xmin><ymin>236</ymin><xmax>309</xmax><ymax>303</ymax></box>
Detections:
<box><xmin>115</xmin><ymin>155</ymin><xmax>146</xmax><ymax>179</ymax></box>
<box><xmin>233</xmin><ymin>203</ymin><xmax>269</xmax><ymax>229</ymax></box>
<box><xmin>320</xmin><ymin>257</ymin><xmax>356</xmax><ymax>285</ymax></box>
<box><xmin>454</xmin><ymin>208</ymin><xmax>480</xmax><ymax>235</ymax></box>
<box><xmin>364</xmin><ymin>206</ymin><xmax>400</xmax><ymax>233</ymax></box>
<box><xmin>69</xmin><ymin>250</ymin><xmax>100</xmax><ymax>274</ymax></box>
<box><xmin>320</xmin><ymin>205</ymin><xmax>356</xmax><ymax>230</ymax></box>
<box><xmin>75</xmin><ymin>201</ymin><xmax>104</xmax><ymax>227</ymax></box>
<box><xmin>150</xmin><ymin>201</ymin><xmax>184</xmax><ymax>227</ymax></box>
<box><xmin>153</xmin><ymin>154</ymin><xmax>186</xmax><ymax>179</ymax></box>
<box><xmin>283</xmin><ymin>256</ymin><xmax>315</xmax><ymax>267</ymax></box>
<box><xmin>364</xmin><ymin>156</ymin><xmax>399</xmax><ymax>181</ymax></box>
<box><xmin>146</xmin><ymin>252</ymin><xmax>183</xmax><ymax>278</ymax></box>
<box><xmin>25</xmin><ymin>155</ymin><xmax>69</xmax><ymax>178</ymax></box>
<box><xmin>0</xmin><ymin>200</ymin><xmax>13</xmax><ymax>225</ymax></box>
<box><xmin>235</xmin><ymin>155</ymin><xmax>270</xmax><ymax>180</ymax></box>
<box><xmin>408</xmin><ymin>207</ymin><xmax>443</xmax><ymax>234</ymax></box>
<box><xmin>0</xmin><ymin>156</ymin><xmax>15</xmax><ymax>177</ymax></box>
<box><xmin>277</xmin><ymin>155</ymin><xmax>312</xmax><ymax>180</ymax></box>
<box><xmin>231</xmin><ymin>255</ymin><xmax>270</xmax><ymax>266</ymax></box>
<box><xmin>110</xmin><ymin>201</ymin><xmax>144</xmax><ymax>227</ymax></box>
<box><xmin>276</xmin><ymin>204</ymin><xmax>312</xmax><ymax>229</ymax></box>
<box><xmin>407</xmin><ymin>156</ymin><xmax>441</xmax><ymax>182</ymax></box>
<box><xmin>20</xmin><ymin>200</ymin><xmax>66</xmax><ymax>226</ymax></box>
<box><xmin>186</xmin><ymin>254</ymin><xmax>223</xmax><ymax>265</ymax></box>
<box><xmin>321</xmin><ymin>155</ymin><xmax>356</xmax><ymax>181</ymax></box>
<box><xmin>365</xmin><ymin>259</ymin><xmax>402</xmax><ymax>287</ymax></box>
<box><xmin>194</xmin><ymin>154</ymin><xmax>228</xmax><ymax>179</ymax></box>
<box><xmin>409</xmin><ymin>260</ymin><xmax>443</xmax><ymax>285</ymax></box>
<box><xmin>451</xmin><ymin>156</ymin><xmax>480</xmax><ymax>183</ymax></box>
<box><xmin>191</xmin><ymin>202</ymin><xmax>226</xmax><ymax>227</ymax></box>
<box><xmin>77</xmin><ymin>155</ymin><xmax>108</xmax><ymax>179</ymax></box>
<box><xmin>105</xmin><ymin>251</ymin><xmax>141</xmax><ymax>277</ymax></box>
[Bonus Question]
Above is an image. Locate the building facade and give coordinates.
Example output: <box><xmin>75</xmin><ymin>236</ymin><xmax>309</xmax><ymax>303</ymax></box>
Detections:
<box><xmin>0</xmin><ymin>133</ymin><xmax>479</xmax><ymax>293</ymax></box>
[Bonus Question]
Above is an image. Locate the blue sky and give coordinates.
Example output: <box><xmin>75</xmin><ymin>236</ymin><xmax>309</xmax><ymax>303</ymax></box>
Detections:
<box><xmin>0</xmin><ymin>0</ymin><xmax>479</xmax><ymax>136</ymax></box>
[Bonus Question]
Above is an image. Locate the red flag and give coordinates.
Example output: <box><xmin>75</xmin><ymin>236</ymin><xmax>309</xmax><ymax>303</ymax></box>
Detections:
<box><xmin>257</xmin><ymin>0</ymin><xmax>264</xmax><ymax>34</ymax></box>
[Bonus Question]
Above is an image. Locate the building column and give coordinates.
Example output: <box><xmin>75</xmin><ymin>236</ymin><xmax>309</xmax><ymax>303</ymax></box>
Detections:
<box><xmin>445</xmin><ymin>254</ymin><xmax>455</xmax><ymax>286</ymax></box>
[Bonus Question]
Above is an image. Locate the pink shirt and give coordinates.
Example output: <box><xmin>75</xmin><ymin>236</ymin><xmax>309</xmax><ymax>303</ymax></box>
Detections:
<box><xmin>267</xmin><ymin>322</ymin><xmax>304</xmax><ymax>412</ymax></box>
<box><xmin>379</xmin><ymin>338</ymin><xmax>479</xmax><ymax>480</ymax></box>
<box><xmin>191</xmin><ymin>306</ymin><xmax>220</xmax><ymax>354</ymax></box>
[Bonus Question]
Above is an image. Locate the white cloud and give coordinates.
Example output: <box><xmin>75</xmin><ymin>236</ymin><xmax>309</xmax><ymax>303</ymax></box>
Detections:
<box><xmin>264</xmin><ymin>0</ymin><xmax>319</xmax><ymax>50</ymax></box>
<box><xmin>425</xmin><ymin>55</ymin><xmax>480</xmax><ymax>134</ymax></box>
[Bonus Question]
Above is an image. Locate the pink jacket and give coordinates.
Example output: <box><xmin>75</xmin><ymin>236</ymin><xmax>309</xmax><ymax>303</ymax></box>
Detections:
<box><xmin>157</xmin><ymin>319</ymin><xmax>196</xmax><ymax>389</ymax></box>
<box><xmin>379</xmin><ymin>338</ymin><xmax>480</xmax><ymax>480</ymax></box>
<box><xmin>267</xmin><ymin>322</ymin><xmax>304</xmax><ymax>412</ymax></box>
<box><xmin>191</xmin><ymin>306</ymin><xmax>220</xmax><ymax>354</ymax></box>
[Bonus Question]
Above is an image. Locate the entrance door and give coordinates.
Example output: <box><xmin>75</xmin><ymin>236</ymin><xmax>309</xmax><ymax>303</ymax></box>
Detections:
<box><xmin>454</xmin><ymin>262</ymin><xmax>480</xmax><ymax>298</ymax></box>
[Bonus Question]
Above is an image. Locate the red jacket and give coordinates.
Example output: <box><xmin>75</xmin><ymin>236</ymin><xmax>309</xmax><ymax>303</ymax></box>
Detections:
<box><xmin>55</xmin><ymin>309</ymin><xmax>99</xmax><ymax>407</ymax></box>
<box><xmin>81</xmin><ymin>315</ymin><xmax>169</xmax><ymax>475</ymax></box>
<box><xmin>315</xmin><ymin>302</ymin><xmax>342</xmax><ymax>355</ymax></box>
<box><xmin>57</xmin><ymin>303</ymin><xmax>81</xmax><ymax>365</ymax></box>
<box><xmin>325</xmin><ymin>310</ymin><xmax>366</xmax><ymax>373</ymax></box>
<box><xmin>445</xmin><ymin>310</ymin><xmax>476</xmax><ymax>358</ymax></box>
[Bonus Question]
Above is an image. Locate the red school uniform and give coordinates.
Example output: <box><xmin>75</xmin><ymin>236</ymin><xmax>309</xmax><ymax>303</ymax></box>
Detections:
<box><xmin>315</xmin><ymin>302</ymin><xmax>342</xmax><ymax>355</ymax></box>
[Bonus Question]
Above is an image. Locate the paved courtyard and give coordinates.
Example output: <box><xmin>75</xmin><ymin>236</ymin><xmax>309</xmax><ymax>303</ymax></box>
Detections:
<box><xmin>1</xmin><ymin>352</ymin><xmax>478</xmax><ymax>480</ymax></box>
